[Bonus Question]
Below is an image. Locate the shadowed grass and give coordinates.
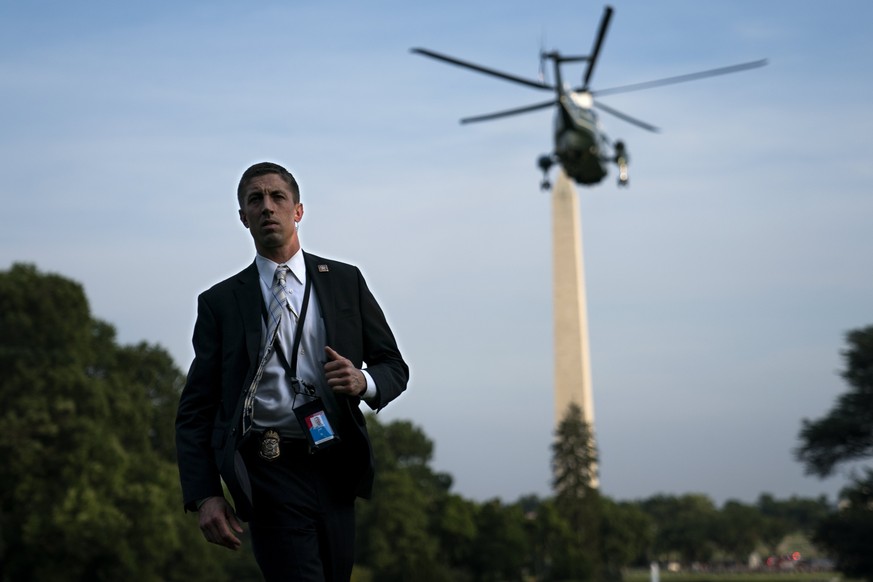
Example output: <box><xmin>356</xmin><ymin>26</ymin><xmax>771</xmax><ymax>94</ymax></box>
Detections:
<box><xmin>624</xmin><ymin>570</ymin><xmax>855</xmax><ymax>582</ymax></box>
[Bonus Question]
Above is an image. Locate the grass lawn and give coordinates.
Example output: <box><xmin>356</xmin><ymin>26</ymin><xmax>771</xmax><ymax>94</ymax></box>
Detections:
<box><xmin>623</xmin><ymin>570</ymin><xmax>852</xmax><ymax>582</ymax></box>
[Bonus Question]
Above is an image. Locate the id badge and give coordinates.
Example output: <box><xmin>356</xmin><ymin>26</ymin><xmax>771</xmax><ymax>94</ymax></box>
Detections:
<box><xmin>293</xmin><ymin>397</ymin><xmax>340</xmax><ymax>451</ymax></box>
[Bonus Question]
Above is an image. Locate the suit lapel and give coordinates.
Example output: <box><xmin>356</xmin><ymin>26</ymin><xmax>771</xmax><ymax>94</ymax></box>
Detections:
<box><xmin>305</xmin><ymin>252</ymin><xmax>336</xmax><ymax>346</ymax></box>
<box><xmin>233</xmin><ymin>262</ymin><xmax>264</xmax><ymax>369</ymax></box>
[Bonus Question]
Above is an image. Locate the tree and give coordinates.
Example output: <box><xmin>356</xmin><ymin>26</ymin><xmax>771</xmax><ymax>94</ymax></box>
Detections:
<box><xmin>470</xmin><ymin>500</ymin><xmax>527</xmax><ymax>582</ymax></box>
<box><xmin>796</xmin><ymin>325</ymin><xmax>873</xmax><ymax>476</ymax></box>
<box><xmin>755</xmin><ymin>493</ymin><xmax>831</xmax><ymax>537</ymax></box>
<box><xmin>433</xmin><ymin>493</ymin><xmax>478</xmax><ymax>579</ymax></box>
<box><xmin>0</xmin><ymin>263</ymin><xmax>258</xmax><ymax>580</ymax></box>
<box><xmin>551</xmin><ymin>403</ymin><xmax>602</xmax><ymax>581</ymax></box>
<box><xmin>599</xmin><ymin>499</ymin><xmax>654</xmax><ymax>577</ymax></box>
<box><xmin>639</xmin><ymin>494</ymin><xmax>720</xmax><ymax>565</ymax></box>
<box><xmin>813</xmin><ymin>470</ymin><xmax>873</xmax><ymax>581</ymax></box>
<box><xmin>355</xmin><ymin>414</ymin><xmax>452</xmax><ymax>582</ymax></box>
<box><xmin>715</xmin><ymin>500</ymin><xmax>765</xmax><ymax>562</ymax></box>
<box><xmin>796</xmin><ymin>325</ymin><xmax>873</xmax><ymax>582</ymax></box>
<box><xmin>519</xmin><ymin>496</ymin><xmax>567</xmax><ymax>581</ymax></box>
<box><xmin>552</xmin><ymin>403</ymin><xmax>599</xmax><ymax>501</ymax></box>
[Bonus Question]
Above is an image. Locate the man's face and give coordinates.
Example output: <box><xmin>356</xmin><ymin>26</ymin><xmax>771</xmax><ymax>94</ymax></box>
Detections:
<box><xmin>238</xmin><ymin>173</ymin><xmax>303</xmax><ymax>255</ymax></box>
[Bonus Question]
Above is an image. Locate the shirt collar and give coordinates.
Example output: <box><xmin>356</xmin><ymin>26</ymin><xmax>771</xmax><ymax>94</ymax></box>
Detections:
<box><xmin>255</xmin><ymin>249</ymin><xmax>306</xmax><ymax>286</ymax></box>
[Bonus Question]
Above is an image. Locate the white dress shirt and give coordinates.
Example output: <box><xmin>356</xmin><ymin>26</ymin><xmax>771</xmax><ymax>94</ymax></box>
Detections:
<box><xmin>252</xmin><ymin>250</ymin><xmax>376</xmax><ymax>437</ymax></box>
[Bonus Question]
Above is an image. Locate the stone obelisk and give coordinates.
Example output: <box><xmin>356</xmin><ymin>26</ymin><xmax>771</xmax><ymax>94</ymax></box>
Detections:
<box><xmin>551</xmin><ymin>169</ymin><xmax>596</xmax><ymax>434</ymax></box>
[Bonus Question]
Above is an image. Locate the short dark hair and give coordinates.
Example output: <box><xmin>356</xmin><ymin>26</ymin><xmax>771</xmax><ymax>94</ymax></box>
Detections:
<box><xmin>237</xmin><ymin>162</ymin><xmax>300</xmax><ymax>205</ymax></box>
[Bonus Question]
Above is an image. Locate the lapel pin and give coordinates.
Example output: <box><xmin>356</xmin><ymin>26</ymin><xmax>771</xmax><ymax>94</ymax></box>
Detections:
<box><xmin>318</xmin><ymin>264</ymin><xmax>329</xmax><ymax>272</ymax></box>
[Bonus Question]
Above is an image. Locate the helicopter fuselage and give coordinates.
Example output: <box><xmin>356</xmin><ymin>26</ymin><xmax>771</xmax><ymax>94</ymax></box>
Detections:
<box><xmin>554</xmin><ymin>90</ymin><xmax>610</xmax><ymax>185</ymax></box>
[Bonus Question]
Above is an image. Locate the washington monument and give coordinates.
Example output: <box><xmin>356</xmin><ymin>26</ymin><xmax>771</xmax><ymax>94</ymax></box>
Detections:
<box><xmin>551</xmin><ymin>169</ymin><xmax>596</xmax><ymax>437</ymax></box>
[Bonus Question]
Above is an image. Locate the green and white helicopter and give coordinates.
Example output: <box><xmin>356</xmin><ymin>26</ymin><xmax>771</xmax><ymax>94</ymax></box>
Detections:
<box><xmin>412</xmin><ymin>5</ymin><xmax>767</xmax><ymax>189</ymax></box>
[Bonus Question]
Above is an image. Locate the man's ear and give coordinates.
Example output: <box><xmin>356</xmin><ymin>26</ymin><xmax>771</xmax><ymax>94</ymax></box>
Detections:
<box><xmin>239</xmin><ymin>209</ymin><xmax>249</xmax><ymax>228</ymax></box>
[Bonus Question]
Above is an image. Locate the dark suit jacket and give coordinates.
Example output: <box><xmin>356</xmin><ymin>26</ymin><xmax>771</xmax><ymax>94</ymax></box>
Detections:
<box><xmin>175</xmin><ymin>252</ymin><xmax>408</xmax><ymax>520</ymax></box>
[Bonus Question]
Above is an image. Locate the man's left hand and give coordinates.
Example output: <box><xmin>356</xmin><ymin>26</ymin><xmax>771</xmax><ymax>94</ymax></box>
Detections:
<box><xmin>324</xmin><ymin>346</ymin><xmax>366</xmax><ymax>396</ymax></box>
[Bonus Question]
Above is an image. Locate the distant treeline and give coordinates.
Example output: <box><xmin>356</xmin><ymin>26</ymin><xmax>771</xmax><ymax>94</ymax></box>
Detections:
<box><xmin>1</xmin><ymin>263</ymin><xmax>869</xmax><ymax>582</ymax></box>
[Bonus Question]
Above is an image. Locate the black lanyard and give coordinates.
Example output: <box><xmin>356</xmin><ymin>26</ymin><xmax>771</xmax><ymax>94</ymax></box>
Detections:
<box><xmin>261</xmin><ymin>266</ymin><xmax>313</xmax><ymax>377</ymax></box>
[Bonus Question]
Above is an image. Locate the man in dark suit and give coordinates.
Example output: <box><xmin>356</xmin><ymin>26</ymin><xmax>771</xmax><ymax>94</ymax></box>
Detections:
<box><xmin>175</xmin><ymin>162</ymin><xmax>408</xmax><ymax>581</ymax></box>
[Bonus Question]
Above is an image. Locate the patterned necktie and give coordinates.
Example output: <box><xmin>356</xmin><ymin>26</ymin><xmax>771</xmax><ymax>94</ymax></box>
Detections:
<box><xmin>242</xmin><ymin>264</ymin><xmax>290</xmax><ymax>437</ymax></box>
<box><xmin>268</xmin><ymin>265</ymin><xmax>290</xmax><ymax>338</ymax></box>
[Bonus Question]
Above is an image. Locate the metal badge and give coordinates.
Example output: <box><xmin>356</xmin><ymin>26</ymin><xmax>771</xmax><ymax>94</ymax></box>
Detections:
<box><xmin>259</xmin><ymin>429</ymin><xmax>281</xmax><ymax>461</ymax></box>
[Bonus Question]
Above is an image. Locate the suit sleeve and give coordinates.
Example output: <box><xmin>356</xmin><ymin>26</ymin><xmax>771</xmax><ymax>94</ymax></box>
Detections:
<box><xmin>175</xmin><ymin>294</ymin><xmax>226</xmax><ymax>511</ymax></box>
<box><xmin>356</xmin><ymin>268</ymin><xmax>409</xmax><ymax>411</ymax></box>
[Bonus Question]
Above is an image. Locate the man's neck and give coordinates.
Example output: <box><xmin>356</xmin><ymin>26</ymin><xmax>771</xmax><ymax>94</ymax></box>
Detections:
<box><xmin>257</xmin><ymin>243</ymin><xmax>300</xmax><ymax>265</ymax></box>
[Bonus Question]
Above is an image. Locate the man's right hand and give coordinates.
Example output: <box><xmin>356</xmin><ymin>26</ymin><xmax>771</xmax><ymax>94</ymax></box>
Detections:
<box><xmin>198</xmin><ymin>496</ymin><xmax>244</xmax><ymax>550</ymax></box>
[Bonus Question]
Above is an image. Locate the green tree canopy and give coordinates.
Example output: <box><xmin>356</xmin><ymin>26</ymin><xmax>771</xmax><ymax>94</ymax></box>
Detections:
<box><xmin>715</xmin><ymin>500</ymin><xmax>765</xmax><ymax>561</ymax></box>
<box><xmin>796</xmin><ymin>325</ymin><xmax>873</xmax><ymax>477</ymax></box>
<box><xmin>551</xmin><ymin>403</ymin><xmax>602</xmax><ymax>580</ymax></box>
<box><xmin>755</xmin><ymin>493</ymin><xmax>832</xmax><ymax>536</ymax></box>
<box><xmin>600</xmin><ymin>498</ymin><xmax>654</xmax><ymax>574</ymax></box>
<box><xmin>813</xmin><ymin>470</ymin><xmax>873</xmax><ymax>581</ymax></box>
<box><xmin>552</xmin><ymin>403</ymin><xmax>599</xmax><ymax>503</ymax></box>
<box><xmin>0</xmin><ymin>263</ymin><xmax>257</xmax><ymax>581</ymax></box>
<box><xmin>355</xmin><ymin>414</ymin><xmax>453</xmax><ymax>582</ymax></box>
<box><xmin>639</xmin><ymin>494</ymin><xmax>720</xmax><ymax>564</ymax></box>
<box><xmin>470</xmin><ymin>499</ymin><xmax>527</xmax><ymax>582</ymax></box>
<box><xmin>795</xmin><ymin>325</ymin><xmax>873</xmax><ymax>582</ymax></box>
<box><xmin>2</xmin><ymin>263</ymin><xmax>854</xmax><ymax>581</ymax></box>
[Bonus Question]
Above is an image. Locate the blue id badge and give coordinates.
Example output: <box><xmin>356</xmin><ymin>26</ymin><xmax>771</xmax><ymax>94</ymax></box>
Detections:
<box><xmin>305</xmin><ymin>410</ymin><xmax>335</xmax><ymax>446</ymax></box>
<box><xmin>293</xmin><ymin>396</ymin><xmax>340</xmax><ymax>451</ymax></box>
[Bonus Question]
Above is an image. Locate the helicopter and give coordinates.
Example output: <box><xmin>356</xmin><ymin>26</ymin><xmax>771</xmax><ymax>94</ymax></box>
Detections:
<box><xmin>412</xmin><ymin>5</ymin><xmax>767</xmax><ymax>190</ymax></box>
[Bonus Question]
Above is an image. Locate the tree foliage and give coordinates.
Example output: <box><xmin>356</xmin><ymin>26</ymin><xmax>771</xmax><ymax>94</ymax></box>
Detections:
<box><xmin>755</xmin><ymin>493</ymin><xmax>831</xmax><ymax>538</ymax></box>
<box><xmin>796</xmin><ymin>325</ymin><xmax>873</xmax><ymax>477</ymax></box>
<box><xmin>794</xmin><ymin>325</ymin><xmax>873</xmax><ymax>582</ymax></box>
<box><xmin>552</xmin><ymin>403</ymin><xmax>599</xmax><ymax>507</ymax></box>
<box><xmin>714</xmin><ymin>500</ymin><xmax>766</xmax><ymax>561</ymax></box>
<box><xmin>521</xmin><ymin>496</ymin><xmax>569</xmax><ymax>580</ymax></box>
<box><xmin>639</xmin><ymin>494</ymin><xmax>720</xmax><ymax>564</ymax></box>
<box><xmin>599</xmin><ymin>499</ymin><xmax>653</xmax><ymax>577</ymax></box>
<box><xmin>2</xmin><ymin>263</ymin><xmax>861</xmax><ymax>580</ymax></box>
<box><xmin>551</xmin><ymin>403</ymin><xmax>602</xmax><ymax>580</ymax></box>
<box><xmin>813</xmin><ymin>470</ymin><xmax>873</xmax><ymax>581</ymax></box>
<box><xmin>470</xmin><ymin>500</ymin><xmax>527</xmax><ymax>582</ymax></box>
<box><xmin>0</xmin><ymin>263</ymin><xmax>257</xmax><ymax>581</ymax></box>
<box><xmin>355</xmin><ymin>415</ymin><xmax>453</xmax><ymax>582</ymax></box>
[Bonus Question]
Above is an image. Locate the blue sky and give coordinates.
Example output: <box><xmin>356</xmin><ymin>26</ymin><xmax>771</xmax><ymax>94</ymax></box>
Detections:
<box><xmin>2</xmin><ymin>0</ymin><xmax>872</xmax><ymax>506</ymax></box>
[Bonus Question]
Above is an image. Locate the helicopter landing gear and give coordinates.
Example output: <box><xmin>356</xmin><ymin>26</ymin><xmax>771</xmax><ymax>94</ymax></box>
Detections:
<box><xmin>538</xmin><ymin>154</ymin><xmax>554</xmax><ymax>190</ymax></box>
<box><xmin>617</xmin><ymin>157</ymin><xmax>628</xmax><ymax>186</ymax></box>
<box><xmin>614</xmin><ymin>140</ymin><xmax>629</xmax><ymax>187</ymax></box>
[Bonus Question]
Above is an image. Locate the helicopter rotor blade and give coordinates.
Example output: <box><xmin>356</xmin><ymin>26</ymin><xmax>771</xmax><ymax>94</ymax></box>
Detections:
<box><xmin>582</xmin><ymin>5</ymin><xmax>614</xmax><ymax>90</ymax></box>
<box><xmin>591</xmin><ymin>59</ymin><xmax>768</xmax><ymax>97</ymax></box>
<box><xmin>593</xmin><ymin>99</ymin><xmax>660</xmax><ymax>133</ymax></box>
<box><xmin>411</xmin><ymin>48</ymin><xmax>555</xmax><ymax>91</ymax></box>
<box><xmin>460</xmin><ymin>99</ymin><xmax>557</xmax><ymax>124</ymax></box>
